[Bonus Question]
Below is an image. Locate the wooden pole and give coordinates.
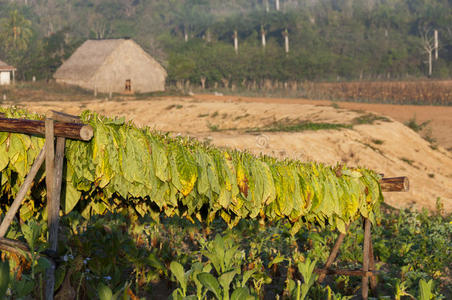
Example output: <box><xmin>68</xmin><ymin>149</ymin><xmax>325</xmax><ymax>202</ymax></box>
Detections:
<box><xmin>48</xmin><ymin>137</ymin><xmax>64</xmax><ymax>251</ymax></box>
<box><xmin>380</xmin><ymin>177</ymin><xmax>409</xmax><ymax>192</ymax></box>
<box><xmin>317</xmin><ymin>223</ymin><xmax>350</xmax><ymax>283</ymax></box>
<box><xmin>45</xmin><ymin>119</ymin><xmax>56</xmax><ymax>300</ymax></box>
<box><xmin>369</xmin><ymin>238</ymin><xmax>377</xmax><ymax>295</ymax></box>
<box><xmin>362</xmin><ymin>218</ymin><xmax>371</xmax><ymax>300</ymax></box>
<box><xmin>0</xmin><ymin>147</ymin><xmax>45</xmax><ymax>237</ymax></box>
<box><xmin>0</xmin><ymin>117</ymin><xmax>93</xmax><ymax>141</ymax></box>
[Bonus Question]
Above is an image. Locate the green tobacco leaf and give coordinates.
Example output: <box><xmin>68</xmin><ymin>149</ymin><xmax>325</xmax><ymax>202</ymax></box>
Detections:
<box><xmin>197</xmin><ymin>272</ymin><xmax>222</xmax><ymax>299</ymax></box>
<box><xmin>0</xmin><ymin>108</ymin><xmax>385</xmax><ymax>234</ymax></box>
<box><xmin>170</xmin><ymin>261</ymin><xmax>187</xmax><ymax>294</ymax></box>
<box><xmin>231</xmin><ymin>287</ymin><xmax>250</xmax><ymax>300</ymax></box>
<box><xmin>218</xmin><ymin>269</ymin><xmax>238</xmax><ymax>292</ymax></box>
<box><xmin>0</xmin><ymin>142</ymin><xmax>9</xmax><ymax>171</ymax></box>
<box><xmin>64</xmin><ymin>181</ymin><xmax>81</xmax><ymax>214</ymax></box>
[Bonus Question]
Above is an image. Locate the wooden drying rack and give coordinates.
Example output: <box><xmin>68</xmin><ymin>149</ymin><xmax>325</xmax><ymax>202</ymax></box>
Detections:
<box><xmin>0</xmin><ymin>110</ymin><xmax>93</xmax><ymax>300</ymax></box>
<box><xmin>0</xmin><ymin>111</ymin><xmax>409</xmax><ymax>300</ymax></box>
<box><xmin>315</xmin><ymin>176</ymin><xmax>409</xmax><ymax>299</ymax></box>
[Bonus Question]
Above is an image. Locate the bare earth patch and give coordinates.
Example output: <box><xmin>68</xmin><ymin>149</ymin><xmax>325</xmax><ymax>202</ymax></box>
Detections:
<box><xmin>3</xmin><ymin>94</ymin><xmax>452</xmax><ymax>213</ymax></box>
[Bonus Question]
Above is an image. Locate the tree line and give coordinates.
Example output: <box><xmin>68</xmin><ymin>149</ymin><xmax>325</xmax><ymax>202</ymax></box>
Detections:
<box><xmin>0</xmin><ymin>0</ymin><xmax>451</xmax><ymax>87</ymax></box>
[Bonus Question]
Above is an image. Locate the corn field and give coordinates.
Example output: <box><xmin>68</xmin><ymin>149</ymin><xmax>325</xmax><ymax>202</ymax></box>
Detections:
<box><xmin>300</xmin><ymin>80</ymin><xmax>452</xmax><ymax>106</ymax></box>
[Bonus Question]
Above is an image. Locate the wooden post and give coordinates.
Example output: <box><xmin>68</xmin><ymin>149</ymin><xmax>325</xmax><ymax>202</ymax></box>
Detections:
<box><xmin>369</xmin><ymin>238</ymin><xmax>377</xmax><ymax>295</ymax></box>
<box><xmin>0</xmin><ymin>147</ymin><xmax>46</xmax><ymax>237</ymax></box>
<box><xmin>45</xmin><ymin>118</ymin><xmax>56</xmax><ymax>300</ymax></box>
<box><xmin>49</xmin><ymin>137</ymin><xmax>64</xmax><ymax>250</ymax></box>
<box><xmin>317</xmin><ymin>223</ymin><xmax>350</xmax><ymax>283</ymax></box>
<box><xmin>362</xmin><ymin>218</ymin><xmax>371</xmax><ymax>300</ymax></box>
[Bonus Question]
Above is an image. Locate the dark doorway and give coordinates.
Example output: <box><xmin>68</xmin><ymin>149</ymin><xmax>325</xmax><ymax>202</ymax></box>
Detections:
<box><xmin>125</xmin><ymin>79</ymin><xmax>131</xmax><ymax>92</ymax></box>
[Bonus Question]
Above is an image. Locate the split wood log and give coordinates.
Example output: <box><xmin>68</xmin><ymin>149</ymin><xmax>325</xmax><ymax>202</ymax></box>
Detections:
<box><xmin>46</xmin><ymin>110</ymin><xmax>80</xmax><ymax>123</ymax></box>
<box><xmin>380</xmin><ymin>176</ymin><xmax>409</xmax><ymax>192</ymax></box>
<box><xmin>0</xmin><ymin>117</ymin><xmax>93</xmax><ymax>141</ymax></box>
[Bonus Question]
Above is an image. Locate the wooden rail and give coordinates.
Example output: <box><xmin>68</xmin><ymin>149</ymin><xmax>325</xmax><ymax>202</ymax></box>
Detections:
<box><xmin>0</xmin><ymin>117</ymin><xmax>93</xmax><ymax>141</ymax></box>
<box><xmin>380</xmin><ymin>176</ymin><xmax>409</xmax><ymax>192</ymax></box>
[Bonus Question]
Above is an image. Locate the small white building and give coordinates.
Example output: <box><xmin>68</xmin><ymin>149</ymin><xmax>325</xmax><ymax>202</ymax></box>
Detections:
<box><xmin>0</xmin><ymin>60</ymin><xmax>15</xmax><ymax>85</ymax></box>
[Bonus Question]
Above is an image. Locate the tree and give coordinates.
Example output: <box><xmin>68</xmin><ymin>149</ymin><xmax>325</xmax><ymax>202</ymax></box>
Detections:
<box><xmin>0</xmin><ymin>9</ymin><xmax>33</xmax><ymax>63</ymax></box>
<box><xmin>420</xmin><ymin>27</ymin><xmax>435</xmax><ymax>77</ymax></box>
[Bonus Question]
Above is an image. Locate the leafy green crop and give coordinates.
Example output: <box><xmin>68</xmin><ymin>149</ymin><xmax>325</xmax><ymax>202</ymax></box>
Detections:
<box><xmin>0</xmin><ymin>107</ymin><xmax>383</xmax><ymax>234</ymax></box>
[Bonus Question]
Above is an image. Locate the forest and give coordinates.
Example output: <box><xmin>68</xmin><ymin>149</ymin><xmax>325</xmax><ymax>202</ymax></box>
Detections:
<box><xmin>0</xmin><ymin>0</ymin><xmax>451</xmax><ymax>88</ymax></box>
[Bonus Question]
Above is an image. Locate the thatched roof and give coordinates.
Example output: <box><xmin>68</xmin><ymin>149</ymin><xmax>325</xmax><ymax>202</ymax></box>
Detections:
<box><xmin>53</xmin><ymin>39</ymin><xmax>167</xmax><ymax>93</ymax></box>
<box><xmin>0</xmin><ymin>60</ymin><xmax>15</xmax><ymax>71</ymax></box>
<box><xmin>54</xmin><ymin>39</ymin><xmax>125</xmax><ymax>81</ymax></box>
<box><xmin>54</xmin><ymin>39</ymin><xmax>166</xmax><ymax>80</ymax></box>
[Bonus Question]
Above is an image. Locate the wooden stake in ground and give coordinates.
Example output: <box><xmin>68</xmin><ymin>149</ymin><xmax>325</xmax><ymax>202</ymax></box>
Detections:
<box><xmin>362</xmin><ymin>218</ymin><xmax>371</xmax><ymax>300</ymax></box>
<box><xmin>45</xmin><ymin>118</ymin><xmax>56</xmax><ymax>300</ymax></box>
<box><xmin>317</xmin><ymin>223</ymin><xmax>350</xmax><ymax>283</ymax></box>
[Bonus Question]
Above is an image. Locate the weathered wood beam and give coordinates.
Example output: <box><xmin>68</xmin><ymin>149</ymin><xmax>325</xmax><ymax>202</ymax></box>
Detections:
<box><xmin>369</xmin><ymin>238</ymin><xmax>378</xmax><ymax>296</ymax></box>
<box><xmin>0</xmin><ymin>117</ymin><xmax>93</xmax><ymax>141</ymax></box>
<box><xmin>362</xmin><ymin>218</ymin><xmax>371</xmax><ymax>300</ymax></box>
<box><xmin>380</xmin><ymin>176</ymin><xmax>409</xmax><ymax>192</ymax></box>
<box><xmin>317</xmin><ymin>223</ymin><xmax>350</xmax><ymax>283</ymax></box>
<box><xmin>45</xmin><ymin>119</ymin><xmax>56</xmax><ymax>300</ymax></box>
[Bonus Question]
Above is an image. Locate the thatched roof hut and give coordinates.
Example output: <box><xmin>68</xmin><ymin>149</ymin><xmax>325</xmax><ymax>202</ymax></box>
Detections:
<box><xmin>0</xmin><ymin>59</ymin><xmax>16</xmax><ymax>85</ymax></box>
<box><xmin>54</xmin><ymin>39</ymin><xmax>167</xmax><ymax>93</ymax></box>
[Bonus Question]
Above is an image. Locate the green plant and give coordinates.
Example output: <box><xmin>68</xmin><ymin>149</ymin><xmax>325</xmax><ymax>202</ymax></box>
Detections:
<box><xmin>371</xmin><ymin>139</ymin><xmax>384</xmax><ymax>145</ymax></box>
<box><xmin>207</xmin><ymin>123</ymin><xmax>220</xmax><ymax>131</ymax></box>
<box><xmin>247</xmin><ymin>121</ymin><xmax>352</xmax><ymax>133</ymax></box>
<box><xmin>352</xmin><ymin>113</ymin><xmax>391</xmax><ymax>125</ymax></box>
<box><xmin>418</xmin><ymin>279</ymin><xmax>434</xmax><ymax>300</ymax></box>
<box><xmin>297</xmin><ymin>258</ymin><xmax>318</xmax><ymax>300</ymax></box>
<box><xmin>170</xmin><ymin>261</ymin><xmax>190</xmax><ymax>299</ymax></box>
<box><xmin>0</xmin><ymin>260</ymin><xmax>10</xmax><ymax>299</ymax></box>
<box><xmin>400</xmin><ymin>157</ymin><xmax>414</xmax><ymax>166</ymax></box>
<box><xmin>404</xmin><ymin>116</ymin><xmax>431</xmax><ymax>132</ymax></box>
<box><xmin>394</xmin><ymin>279</ymin><xmax>415</xmax><ymax>300</ymax></box>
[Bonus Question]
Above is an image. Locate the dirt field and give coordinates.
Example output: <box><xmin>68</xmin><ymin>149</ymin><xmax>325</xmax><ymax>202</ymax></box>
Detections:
<box><xmin>3</xmin><ymin>93</ymin><xmax>452</xmax><ymax>213</ymax></box>
<box><xmin>193</xmin><ymin>94</ymin><xmax>452</xmax><ymax>150</ymax></box>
